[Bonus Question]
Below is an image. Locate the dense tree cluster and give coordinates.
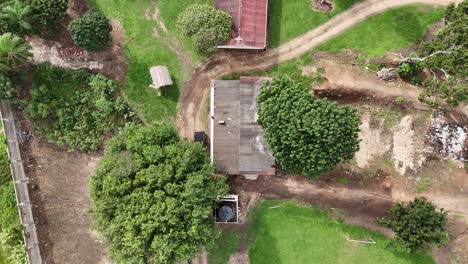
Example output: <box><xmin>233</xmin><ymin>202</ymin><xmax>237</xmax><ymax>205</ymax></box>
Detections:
<box><xmin>68</xmin><ymin>11</ymin><xmax>112</xmax><ymax>52</ymax></box>
<box><xmin>379</xmin><ymin>198</ymin><xmax>449</xmax><ymax>253</ymax></box>
<box><xmin>417</xmin><ymin>1</ymin><xmax>467</xmax><ymax>107</ymax></box>
<box><xmin>23</xmin><ymin>0</ymin><xmax>68</xmax><ymax>34</ymax></box>
<box><xmin>257</xmin><ymin>76</ymin><xmax>360</xmax><ymax>177</ymax></box>
<box><xmin>176</xmin><ymin>4</ymin><xmax>232</xmax><ymax>56</ymax></box>
<box><xmin>25</xmin><ymin>64</ymin><xmax>135</xmax><ymax>151</ymax></box>
<box><xmin>91</xmin><ymin>124</ymin><xmax>228</xmax><ymax>264</ymax></box>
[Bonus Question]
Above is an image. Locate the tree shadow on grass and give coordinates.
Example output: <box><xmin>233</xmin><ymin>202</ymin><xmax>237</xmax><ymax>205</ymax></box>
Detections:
<box><xmin>390</xmin><ymin>8</ymin><xmax>423</xmax><ymax>43</ymax></box>
<box><xmin>267</xmin><ymin>0</ymin><xmax>282</xmax><ymax>48</ymax></box>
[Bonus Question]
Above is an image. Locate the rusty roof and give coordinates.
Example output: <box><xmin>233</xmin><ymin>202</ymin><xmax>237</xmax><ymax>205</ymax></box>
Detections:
<box><xmin>215</xmin><ymin>0</ymin><xmax>269</xmax><ymax>49</ymax></box>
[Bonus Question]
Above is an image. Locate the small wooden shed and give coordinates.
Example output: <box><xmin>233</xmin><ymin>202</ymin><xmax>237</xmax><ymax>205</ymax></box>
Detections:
<box><xmin>149</xmin><ymin>66</ymin><xmax>173</xmax><ymax>95</ymax></box>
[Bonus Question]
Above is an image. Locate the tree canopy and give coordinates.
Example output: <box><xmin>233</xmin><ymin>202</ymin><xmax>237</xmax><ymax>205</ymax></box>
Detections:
<box><xmin>378</xmin><ymin>198</ymin><xmax>449</xmax><ymax>253</ymax></box>
<box><xmin>417</xmin><ymin>0</ymin><xmax>467</xmax><ymax>107</ymax></box>
<box><xmin>90</xmin><ymin>124</ymin><xmax>229</xmax><ymax>264</ymax></box>
<box><xmin>0</xmin><ymin>32</ymin><xmax>31</xmax><ymax>74</ymax></box>
<box><xmin>176</xmin><ymin>4</ymin><xmax>231</xmax><ymax>56</ymax></box>
<box><xmin>257</xmin><ymin>76</ymin><xmax>360</xmax><ymax>177</ymax></box>
<box><xmin>68</xmin><ymin>11</ymin><xmax>112</xmax><ymax>52</ymax></box>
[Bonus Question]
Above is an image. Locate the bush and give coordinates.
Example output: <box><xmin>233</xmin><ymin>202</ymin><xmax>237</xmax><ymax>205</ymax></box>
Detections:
<box><xmin>68</xmin><ymin>11</ymin><xmax>112</xmax><ymax>52</ymax></box>
<box><xmin>24</xmin><ymin>0</ymin><xmax>67</xmax><ymax>34</ymax></box>
<box><xmin>257</xmin><ymin>76</ymin><xmax>361</xmax><ymax>177</ymax></box>
<box><xmin>378</xmin><ymin>198</ymin><xmax>448</xmax><ymax>253</ymax></box>
<box><xmin>91</xmin><ymin>124</ymin><xmax>228</xmax><ymax>263</ymax></box>
<box><xmin>397</xmin><ymin>61</ymin><xmax>423</xmax><ymax>77</ymax></box>
<box><xmin>25</xmin><ymin>64</ymin><xmax>135</xmax><ymax>151</ymax></box>
<box><xmin>176</xmin><ymin>4</ymin><xmax>231</xmax><ymax>55</ymax></box>
<box><xmin>395</xmin><ymin>96</ymin><xmax>405</xmax><ymax>105</ymax></box>
<box><xmin>0</xmin><ymin>73</ymin><xmax>14</xmax><ymax>100</ymax></box>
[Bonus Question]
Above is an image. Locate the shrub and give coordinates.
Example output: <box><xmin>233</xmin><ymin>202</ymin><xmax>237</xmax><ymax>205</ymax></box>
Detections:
<box><xmin>176</xmin><ymin>4</ymin><xmax>231</xmax><ymax>55</ymax></box>
<box><xmin>68</xmin><ymin>11</ymin><xmax>112</xmax><ymax>52</ymax></box>
<box><xmin>378</xmin><ymin>198</ymin><xmax>448</xmax><ymax>253</ymax></box>
<box><xmin>2</xmin><ymin>0</ymin><xmax>33</xmax><ymax>35</ymax></box>
<box><xmin>0</xmin><ymin>32</ymin><xmax>32</xmax><ymax>74</ymax></box>
<box><xmin>257</xmin><ymin>76</ymin><xmax>361</xmax><ymax>177</ymax></box>
<box><xmin>395</xmin><ymin>96</ymin><xmax>405</xmax><ymax>105</ymax></box>
<box><xmin>24</xmin><ymin>0</ymin><xmax>67</xmax><ymax>34</ymax></box>
<box><xmin>397</xmin><ymin>61</ymin><xmax>423</xmax><ymax>77</ymax></box>
<box><xmin>25</xmin><ymin>64</ymin><xmax>135</xmax><ymax>151</ymax></box>
<box><xmin>91</xmin><ymin>124</ymin><xmax>228</xmax><ymax>263</ymax></box>
<box><xmin>0</xmin><ymin>73</ymin><xmax>14</xmax><ymax>100</ymax></box>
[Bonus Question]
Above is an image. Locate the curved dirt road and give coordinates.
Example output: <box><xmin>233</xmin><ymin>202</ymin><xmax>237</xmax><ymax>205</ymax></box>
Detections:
<box><xmin>177</xmin><ymin>0</ymin><xmax>461</xmax><ymax>138</ymax></box>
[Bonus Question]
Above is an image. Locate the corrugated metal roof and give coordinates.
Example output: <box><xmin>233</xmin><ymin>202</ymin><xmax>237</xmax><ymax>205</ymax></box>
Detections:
<box><xmin>212</xmin><ymin>77</ymin><xmax>275</xmax><ymax>176</ymax></box>
<box><xmin>149</xmin><ymin>66</ymin><xmax>173</xmax><ymax>89</ymax></box>
<box><xmin>216</xmin><ymin>0</ymin><xmax>269</xmax><ymax>50</ymax></box>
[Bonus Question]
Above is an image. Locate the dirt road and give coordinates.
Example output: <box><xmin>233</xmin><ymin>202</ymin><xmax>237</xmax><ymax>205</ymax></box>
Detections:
<box><xmin>177</xmin><ymin>0</ymin><xmax>461</xmax><ymax>138</ymax></box>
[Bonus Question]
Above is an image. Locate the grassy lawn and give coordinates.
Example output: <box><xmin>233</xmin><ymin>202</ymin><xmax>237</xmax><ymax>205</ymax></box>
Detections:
<box><xmin>87</xmin><ymin>0</ymin><xmax>210</xmax><ymax>123</ymax></box>
<box><xmin>317</xmin><ymin>5</ymin><xmax>445</xmax><ymax>56</ymax></box>
<box><xmin>208</xmin><ymin>229</ymin><xmax>241</xmax><ymax>264</ymax></box>
<box><xmin>268</xmin><ymin>0</ymin><xmax>363</xmax><ymax>48</ymax></box>
<box><xmin>246</xmin><ymin>200</ymin><xmax>434</xmax><ymax>264</ymax></box>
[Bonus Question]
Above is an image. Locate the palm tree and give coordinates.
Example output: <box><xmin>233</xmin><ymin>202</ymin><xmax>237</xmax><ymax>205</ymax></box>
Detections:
<box><xmin>2</xmin><ymin>0</ymin><xmax>33</xmax><ymax>35</ymax></box>
<box><xmin>0</xmin><ymin>32</ymin><xmax>32</xmax><ymax>74</ymax></box>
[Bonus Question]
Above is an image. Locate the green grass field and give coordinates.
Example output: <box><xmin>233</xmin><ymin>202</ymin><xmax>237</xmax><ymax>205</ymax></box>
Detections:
<box><xmin>87</xmin><ymin>0</ymin><xmax>210</xmax><ymax>123</ymax></box>
<box><xmin>268</xmin><ymin>0</ymin><xmax>363</xmax><ymax>48</ymax></box>
<box><xmin>245</xmin><ymin>200</ymin><xmax>434</xmax><ymax>264</ymax></box>
<box><xmin>208</xmin><ymin>229</ymin><xmax>242</xmax><ymax>264</ymax></box>
<box><xmin>317</xmin><ymin>5</ymin><xmax>445</xmax><ymax>56</ymax></box>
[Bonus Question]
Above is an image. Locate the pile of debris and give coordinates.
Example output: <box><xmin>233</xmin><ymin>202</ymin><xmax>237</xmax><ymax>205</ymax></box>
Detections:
<box><xmin>377</xmin><ymin>67</ymin><xmax>397</xmax><ymax>81</ymax></box>
<box><xmin>312</xmin><ymin>0</ymin><xmax>334</xmax><ymax>13</ymax></box>
<box><xmin>427</xmin><ymin>112</ymin><xmax>467</xmax><ymax>162</ymax></box>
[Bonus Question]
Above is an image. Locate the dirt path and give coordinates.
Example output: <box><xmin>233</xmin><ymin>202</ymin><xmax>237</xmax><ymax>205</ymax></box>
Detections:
<box><xmin>177</xmin><ymin>0</ymin><xmax>461</xmax><ymax>138</ymax></box>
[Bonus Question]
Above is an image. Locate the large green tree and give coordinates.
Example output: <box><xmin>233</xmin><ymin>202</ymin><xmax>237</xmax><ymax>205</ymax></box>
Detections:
<box><xmin>257</xmin><ymin>76</ymin><xmax>360</xmax><ymax>177</ymax></box>
<box><xmin>378</xmin><ymin>198</ymin><xmax>449</xmax><ymax>253</ymax></box>
<box><xmin>91</xmin><ymin>124</ymin><xmax>229</xmax><ymax>264</ymax></box>
<box><xmin>68</xmin><ymin>11</ymin><xmax>112</xmax><ymax>52</ymax></box>
<box><xmin>23</xmin><ymin>0</ymin><xmax>68</xmax><ymax>34</ymax></box>
<box><xmin>176</xmin><ymin>4</ymin><xmax>231</xmax><ymax>56</ymax></box>
<box><xmin>417</xmin><ymin>0</ymin><xmax>467</xmax><ymax>107</ymax></box>
<box><xmin>2</xmin><ymin>0</ymin><xmax>33</xmax><ymax>35</ymax></box>
<box><xmin>0</xmin><ymin>32</ymin><xmax>31</xmax><ymax>74</ymax></box>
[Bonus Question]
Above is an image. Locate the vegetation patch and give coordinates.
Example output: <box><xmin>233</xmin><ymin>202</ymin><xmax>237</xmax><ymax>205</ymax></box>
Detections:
<box><xmin>68</xmin><ymin>11</ymin><xmax>112</xmax><ymax>52</ymax></box>
<box><xmin>90</xmin><ymin>124</ymin><xmax>228</xmax><ymax>263</ymax></box>
<box><xmin>257</xmin><ymin>76</ymin><xmax>360</xmax><ymax>177</ymax></box>
<box><xmin>208</xmin><ymin>229</ymin><xmax>242</xmax><ymax>264</ymax></box>
<box><xmin>0</xmin><ymin>123</ymin><xmax>26</xmax><ymax>264</ymax></box>
<box><xmin>25</xmin><ymin>64</ymin><xmax>134</xmax><ymax>152</ymax></box>
<box><xmin>248</xmin><ymin>200</ymin><xmax>434</xmax><ymax>264</ymax></box>
<box><xmin>88</xmin><ymin>0</ymin><xmax>211</xmax><ymax>122</ymax></box>
<box><xmin>268</xmin><ymin>0</ymin><xmax>362</xmax><ymax>48</ymax></box>
<box><xmin>317</xmin><ymin>5</ymin><xmax>445</xmax><ymax>56</ymax></box>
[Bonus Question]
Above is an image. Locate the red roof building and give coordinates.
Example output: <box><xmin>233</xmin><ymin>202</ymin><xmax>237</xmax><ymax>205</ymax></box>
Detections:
<box><xmin>215</xmin><ymin>0</ymin><xmax>269</xmax><ymax>50</ymax></box>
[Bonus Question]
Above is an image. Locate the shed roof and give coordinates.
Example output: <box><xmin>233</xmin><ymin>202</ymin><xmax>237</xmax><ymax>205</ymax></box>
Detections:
<box><xmin>215</xmin><ymin>0</ymin><xmax>269</xmax><ymax>49</ymax></box>
<box><xmin>149</xmin><ymin>66</ymin><xmax>173</xmax><ymax>89</ymax></box>
<box><xmin>212</xmin><ymin>76</ymin><xmax>275</xmax><ymax>176</ymax></box>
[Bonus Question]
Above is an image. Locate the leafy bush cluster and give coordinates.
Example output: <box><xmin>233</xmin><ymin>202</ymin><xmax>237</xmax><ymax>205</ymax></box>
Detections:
<box><xmin>68</xmin><ymin>11</ymin><xmax>112</xmax><ymax>52</ymax></box>
<box><xmin>257</xmin><ymin>76</ymin><xmax>361</xmax><ymax>177</ymax></box>
<box><xmin>379</xmin><ymin>198</ymin><xmax>448</xmax><ymax>253</ymax></box>
<box><xmin>25</xmin><ymin>64</ymin><xmax>135</xmax><ymax>151</ymax></box>
<box><xmin>176</xmin><ymin>4</ymin><xmax>232</xmax><ymax>56</ymax></box>
<box><xmin>0</xmin><ymin>125</ymin><xmax>27</xmax><ymax>264</ymax></box>
<box><xmin>397</xmin><ymin>61</ymin><xmax>423</xmax><ymax>77</ymax></box>
<box><xmin>0</xmin><ymin>73</ymin><xmax>13</xmax><ymax>100</ymax></box>
<box><xmin>23</xmin><ymin>0</ymin><xmax>68</xmax><ymax>34</ymax></box>
<box><xmin>91</xmin><ymin>124</ymin><xmax>228</xmax><ymax>264</ymax></box>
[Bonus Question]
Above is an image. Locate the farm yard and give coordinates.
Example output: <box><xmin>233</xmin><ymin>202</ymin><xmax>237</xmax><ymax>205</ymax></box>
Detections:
<box><xmin>0</xmin><ymin>0</ymin><xmax>466</xmax><ymax>264</ymax></box>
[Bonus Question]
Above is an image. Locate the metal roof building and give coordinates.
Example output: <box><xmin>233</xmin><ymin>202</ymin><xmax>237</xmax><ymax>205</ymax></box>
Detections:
<box><xmin>149</xmin><ymin>66</ymin><xmax>173</xmax><ymax>89</ymax></box>
<box><xmin>215</xmin><ymin>0</ymin><xmax>269</xmax><ymax>50</ymax></box>
<box><xmin>210</xmin><ymin>76</ymin><xmax>275</xmax><ymax>178</ymax></box>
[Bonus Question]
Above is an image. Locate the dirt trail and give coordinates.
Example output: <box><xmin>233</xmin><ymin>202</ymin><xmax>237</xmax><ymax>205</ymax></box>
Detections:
<box><xmin>177</xmin><ymin>0</ymin><xmax>461</xmax><ymax>138</ymax></box>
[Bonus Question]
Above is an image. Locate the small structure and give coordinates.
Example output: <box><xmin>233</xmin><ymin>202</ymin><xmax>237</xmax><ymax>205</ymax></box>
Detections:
<box><xmin>214</xmin><ymin>195</ymin><xmax>239</xmax><ymax>223</ymax></box>
<box><xmin>210</xmin><ymin>76</ymin><xmax>275</xmax><ymax>179</ymax></box>
<box><xmin>215</xmin><ymin>0</ymin><xmax>269</xmax><ymax>50</ymax></box>
<box><xmin>149</xmin><ymin>66</ymin><xmax>173</xmax><ymax>96</ymax></box>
